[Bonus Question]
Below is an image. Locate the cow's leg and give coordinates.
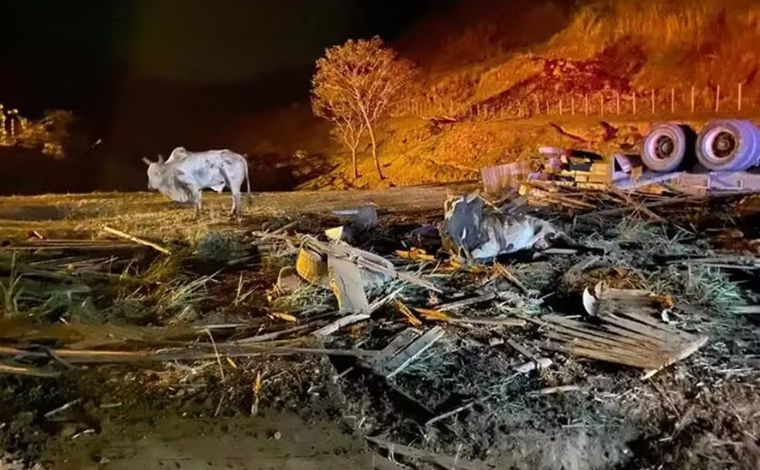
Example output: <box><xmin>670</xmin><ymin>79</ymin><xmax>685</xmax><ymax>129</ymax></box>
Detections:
<box><xmin>228</xmin><ymin>192</ymin><xmax>237</xmax><ymax>217</ymax></box>
<box><xmin>221</xmin><ymin>167</ymin><xmax>242</xmax><ymax>219</ymax></box>
<box><xmin>176</xmin><ymin>172</ymin><xmax>202</xmax><ymax>218</ymax></box>
<box><xmin>184</xmin><ymin>186</ymin><xmax>202</xmax><ymax>218</ymax></box>
<box><xmin>231</xmin><ymin>189</ymin><xmax>242</xmax><ymax>218</ymax></box>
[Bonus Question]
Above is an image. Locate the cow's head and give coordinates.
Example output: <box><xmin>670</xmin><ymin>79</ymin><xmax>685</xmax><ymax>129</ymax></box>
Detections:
<box><xmin>142</xmin><ymin>155</ymin><xmax>165</xmax><ymax>190</ymax></box>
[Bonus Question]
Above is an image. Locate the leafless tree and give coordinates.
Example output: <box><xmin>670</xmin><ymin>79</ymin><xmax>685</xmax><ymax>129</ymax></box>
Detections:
<box><xmin>312</xmin><ymin>37</ymin><xmax>416</xmax><ymax>179</ymax></box>
<box><xmin>330</xmin><ymin>115</ymin><xmax>365</xmax><ymax>181</ymax></box>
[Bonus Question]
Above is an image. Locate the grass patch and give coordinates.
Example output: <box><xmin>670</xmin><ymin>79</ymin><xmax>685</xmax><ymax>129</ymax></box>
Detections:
<box><xmin>647</xmin><ymin>265</ymin><xmax>744</xmax><ymax>312</ymax></box>
<box><xmin>270</xmin><ymin>284</ymin><xmax>335</xmax><ymax>318</ymax></box>
<box><xmin>0</xmin><ymin>254</ymin><xmax>23</xmax><ymax>317</ymax></box>
<box><xmin>193</xmin><ymin>232</ymin><xmax>251</xmax><ymax>264</ymax></box>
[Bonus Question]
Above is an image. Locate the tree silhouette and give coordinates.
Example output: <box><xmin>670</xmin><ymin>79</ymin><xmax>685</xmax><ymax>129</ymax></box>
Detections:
<box><xmin>312</xmin><ymin>37</ymin><xmax>416</xmax><ymax>180</ymax></box>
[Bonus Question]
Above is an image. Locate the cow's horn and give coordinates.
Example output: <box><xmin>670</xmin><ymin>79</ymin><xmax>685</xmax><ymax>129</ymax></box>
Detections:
<box><xmin>142</xmin><ymin>157</ymin><xmax>151</xmax><ymax>166</ymax></box>
<box><xmin>157</xmin><ymin>154</ymin><xmax>165</xmax><ymax>164</ymax></box>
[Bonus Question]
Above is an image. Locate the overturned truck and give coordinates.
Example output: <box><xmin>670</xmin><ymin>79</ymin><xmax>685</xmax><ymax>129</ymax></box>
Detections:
<box><xmin>630</xmin><ymin>119</ymin><xmax>760</xmax><ymax>193</ymax></box>
<box><xmin>482</xmin><ymin>119</ymin><xmax>760</xmax><ymax>196</ymax></box>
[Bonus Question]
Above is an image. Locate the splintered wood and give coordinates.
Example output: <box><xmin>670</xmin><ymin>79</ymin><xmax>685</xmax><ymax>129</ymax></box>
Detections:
<box><xmin>366</xmin><ymin>326</ymin><xmax>445</xmax><ymax>378</ymax></box>
<box><xmin>540</xmin><ymin>288</ymin><xmax>708</xmax><ymax>379</ymax></box>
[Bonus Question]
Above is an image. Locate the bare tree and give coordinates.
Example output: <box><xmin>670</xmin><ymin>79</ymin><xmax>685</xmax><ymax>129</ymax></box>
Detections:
<box><xmin>312</xmin><ymin>37</ymin><xmax>416</xmax><ymax>179</ymax></box>
<box><xmin>331</xmin><ymin>115</ymin><xmax>365</xmax><ymax>181</ymax></box>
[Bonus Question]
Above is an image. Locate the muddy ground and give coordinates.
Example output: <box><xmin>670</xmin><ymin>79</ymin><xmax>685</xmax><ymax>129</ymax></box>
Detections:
<box><xmin>1</xmin><ymin>187</ymin><xmax>760</xmax><ymax>470</ymax></box>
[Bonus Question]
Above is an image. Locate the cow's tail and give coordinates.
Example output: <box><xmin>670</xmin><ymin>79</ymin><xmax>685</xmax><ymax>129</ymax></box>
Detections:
<box><xmin>243</xmin><ymin>154</ymin><xmax>251</xmax><ymax>195</ymax></box>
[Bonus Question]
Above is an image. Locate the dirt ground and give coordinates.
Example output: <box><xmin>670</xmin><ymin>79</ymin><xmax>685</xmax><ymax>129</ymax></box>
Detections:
<box><xmin>0</xmin><ymin>187</ymin><xmax>463</xmax><ymax>470</ymax></box>
<box><xmin>2</xmin><ymin>187</ymin><xmax>760</xmax><ymax>470</ymax></box>
<box><xmin>45</xmin><ymin>413</ymin><xmax>370</xmax><ymax>470</ymax></box>
<box><xmin>0</xmin><ymin>185</ymin><xmax>474</xmax><ymax>241</ymax></box>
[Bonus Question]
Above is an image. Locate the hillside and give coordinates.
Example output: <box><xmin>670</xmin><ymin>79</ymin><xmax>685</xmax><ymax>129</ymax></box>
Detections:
<box><xmin>259</xmin><ymin>0</ymin><xmax>760</xmax><ymax>190</ymax></box>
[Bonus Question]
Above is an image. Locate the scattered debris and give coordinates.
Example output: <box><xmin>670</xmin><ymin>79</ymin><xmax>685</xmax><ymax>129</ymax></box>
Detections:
<box><xmin>333</xmin><ymin>204</ymin><xmax>379</xmax><ymax>228</ymax></box>
<box><xmin>4</xmin><ymin>175</ymin><xmax>759</xmax><ymax>469</ymax></box>
<box><xmin>440</xmin><ymin>192</ymin><xmax>567</xmax><ymax>259</ymax></box>
<box><xmin>325</xmin><ymin>225</ymin><xmax>354</xmax><ymax>242</ymax></box>
<box><xmin>276</xmin><ymin>266</ymin><xmax>303</xmax><ymax>293</ymax></box>
<box><xmin>539</xmin><ymin>284</ymin><xmax>707</xmax><ymax>379</ymax></box>
<box><xmin>481</xmin><ymin>161</ymin><xmax>530</xmax><ymax>195</ymax></box>
<box><xmin>328</xmin><ymin>255</ymin><xmax>371</xmax><ymax>313</ymax></box>
<box><xmin>365</xmin><ymin>326</ymin><xmax>445</xmax><ymax>379</ymax></box>
<box><xmin>102</xmin><ymin>225</ymin><xmax>171</xmax><ymax>255</ymax></box>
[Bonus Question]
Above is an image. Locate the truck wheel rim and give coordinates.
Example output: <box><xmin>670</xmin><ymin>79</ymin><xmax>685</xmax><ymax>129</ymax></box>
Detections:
<box><xmin>703</xmin><ymin>126</ymin><xmax>737</xmax><ymax>161</ymax></box>
<box><xmin>654</xmin><ymin>135</ymin><xmax>675</xmax><ymax>160</ymax></box>
<box><xmin>712</xmin><ymin>131</ymin><xmax>736</xmax><ymax>159</ymax></box>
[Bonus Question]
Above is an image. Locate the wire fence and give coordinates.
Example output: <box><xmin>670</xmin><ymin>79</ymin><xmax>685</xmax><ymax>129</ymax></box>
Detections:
<box><xmin>397</xmin><ymin>83</ymin><xmax>757</xmax><ymax>120</ymax></box>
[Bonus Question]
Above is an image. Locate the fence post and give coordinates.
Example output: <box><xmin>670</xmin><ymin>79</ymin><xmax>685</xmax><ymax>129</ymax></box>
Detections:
<box><xmin>584</xmin><ymin>94</ymin><xmax>589</xmax><ymax>116</ymax></box>
<box><xmin>615</xmin><ymin>91</ymin><xmax>620</xmax><ymax>115</ymax></box>
<box><xmin>546</xmin><ymin>100</ymin><xmax>550</xmax><ymax>116</ymax></box>
<box><xmin>651</xmin><ymin>90</ymin><xmax>656</xmax><ymax>114</ymax></box>
<box><xmin>690</xmin><ymin>86</ymin><xmax>696</xmax><ymax>113</ymax></box>
<box><xmin>738</xmin><ymin>83</ymin><xmax>742</xmax><ymax>112</ymax></box>
<box><xmin>559</xmin><ymin>98</ymin><xmax>563</xmax><ymax>116</ymax></box>
<box><xmin>599</xmin><ymin>93</ymin><xmax>604</xmax><ymax>117</ymax></box>
<box><xmin>533</xmin><ymin>95</ymin><xmax>540</xmax><ymax>115</ymax></box>
<box><xmin>715</xmin><ymin>85</ymin><xmax>721</xmax><ymax>113</ymax></box>
<box><xmin>671</xmin><ymin>87</ymin><xmax>675</xmax><ymax>114</ymax></box>
<box><xmin>571</xmin><ymin>96</ymin><xmax>575</xmax><ymax>116</ymax></box>
<box><xmin>632</xmin><ymin>92</ymin><xmax>637</xmax><ymax>115</ymax></box>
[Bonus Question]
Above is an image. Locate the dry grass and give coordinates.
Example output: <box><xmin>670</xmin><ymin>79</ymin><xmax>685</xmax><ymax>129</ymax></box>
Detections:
<box><xmin>0</xmin><ymin>186</ymin><xmax>465</xmax><ymax>240</ymax></box>
<box><xmin>414</xmin><ymin>0</ymin><xmax>760</xmax><ymax>111</ymax></box>
<box><xmin>548</xmin><ymin>0</ymin><xmax>760</xmax><ymax>92</ymax></box>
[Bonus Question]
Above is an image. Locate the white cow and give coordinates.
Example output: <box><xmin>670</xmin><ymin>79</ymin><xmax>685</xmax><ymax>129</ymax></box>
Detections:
<box><xmin>143</xmin><ymin>147</ymin><xmax>251</xmax><ymax>217</ymax></box>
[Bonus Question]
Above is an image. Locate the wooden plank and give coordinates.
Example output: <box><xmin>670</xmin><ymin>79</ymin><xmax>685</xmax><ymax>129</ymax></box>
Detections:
<box><xmin>544</xmin><ymin>316</ymin><xmax>669</xmax><ymax>350</ymax></box>
<box><xmin>543</xmin><ymin>342</ymin><xmax>659</xmax><ymax>369</ymax></box>
<box><xmin>328</xmin><ymin>255</ymin><xmax>370</xmax><ymax>313</ymax></box>
<box><xmin>367</xmin><ymin>329</ymin><xmax>420</xmax><ymax>369</ymax></box>
<box><xmin>641</xmin><ymin>335</ymin><xmax>709</xmax><ymax>379</ymax></box>
<box><xmin>102</xmin><ymin>226</ymin><xmax>171</xmax><ymax>255</ymax></box>
<box><xmin>432</xmin><ymin>293</ymin><xmax>496</xmax><ymax>312</ymax></box>
<box><xmin>0</xmin><ymin>362</ymin><xmax>60</xmax><ymax>378</ymax></box>
<box><xmin>565</xmin><ymin>344</ymin><xmax>662</xmax><ymax>369</ymax></box>
<box><xmin>377</xmin><ymin>327</ymin><xmax>445</xmax><ymax>379</ymax></box>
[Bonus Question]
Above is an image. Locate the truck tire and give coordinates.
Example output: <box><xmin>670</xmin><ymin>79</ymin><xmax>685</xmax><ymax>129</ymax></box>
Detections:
<box><xmin>696</xmin><ymin>119</ymin><xmax>760</xmax><ymax>171</ymax></box>
<box><xmin>641</xmin><ymin>123</ymin><xmax>696</xmax><ymax>172</ymax></box>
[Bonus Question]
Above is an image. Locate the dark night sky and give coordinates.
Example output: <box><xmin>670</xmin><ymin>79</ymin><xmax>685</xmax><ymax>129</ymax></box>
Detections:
<box><xmin>0</xmin><ymin>0</ymin><xmax>449</xmax><ymax>193</ymax></box>
<box><xmin>0</xmin><ymin>0</ymin><xmax>445</xmax><ymax>112</ymax></box>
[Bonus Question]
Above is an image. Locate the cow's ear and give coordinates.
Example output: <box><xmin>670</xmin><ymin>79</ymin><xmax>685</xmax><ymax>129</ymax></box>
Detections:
<box><xmin>158</xmin><ymin>154</ymin><xmax>165</xmax><ymax>164</ymax></box>
<box><xmin>142</xmin><ymin>157</ymin><xmax>151</xmax><ymax>166</ymax></box>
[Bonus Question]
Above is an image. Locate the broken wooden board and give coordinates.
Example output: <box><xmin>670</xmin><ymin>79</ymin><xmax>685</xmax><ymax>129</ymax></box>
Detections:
<box><xmin>365</xmin><ymin>327</ymin><xmax>445</xmax><ymax>379</ymax></box>
<box><xmin>539</xmin><ymin>283</ymin><xmax>706</xmax><ymax>378</ymax></box>
<box><xmin>539</xmin><ymin>309</ymin><xmax>707</xmax><ymax>379</ymax></box>
<box><xmin>328</xmin><ymin>256</ymin><xmax>370</xmax><ymax>313</ymax></box>
<box><xmin>480</xmin><ymin>161</ymin><xmax>530</xmax><ymax>195</ymax></box>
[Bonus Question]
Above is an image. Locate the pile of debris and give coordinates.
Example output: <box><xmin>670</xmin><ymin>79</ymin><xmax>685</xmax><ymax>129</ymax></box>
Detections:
<box><xmin>2</xmin><ymin>183</ymin><xmax>759</xmax><ymax>468</ymax></box>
